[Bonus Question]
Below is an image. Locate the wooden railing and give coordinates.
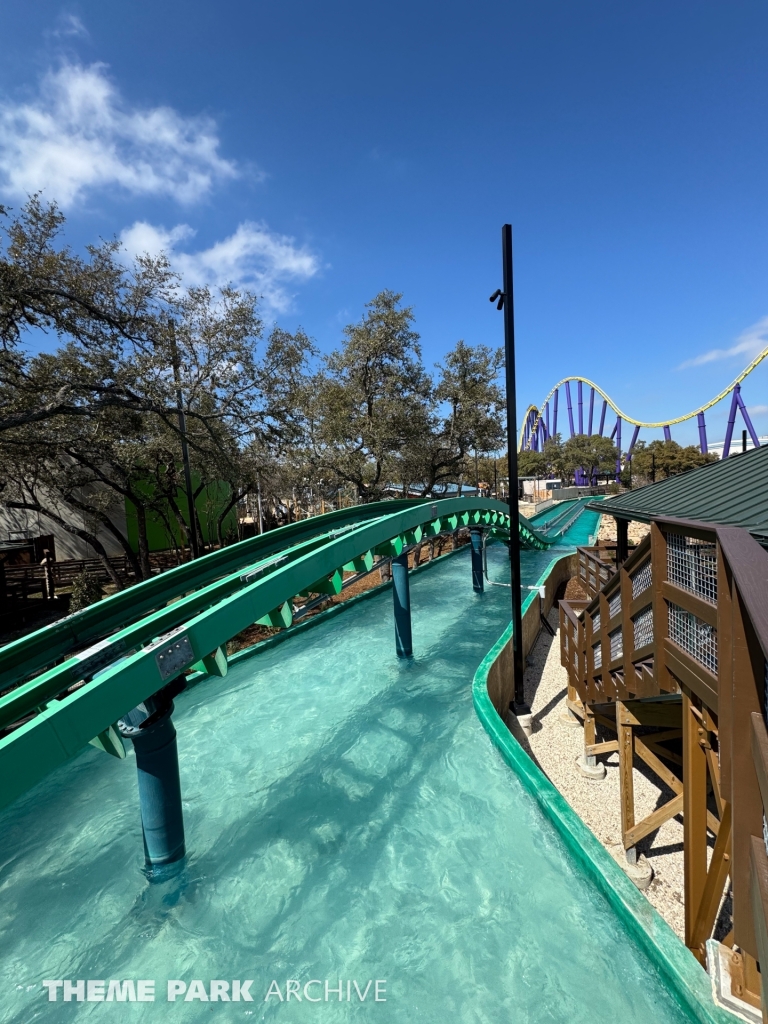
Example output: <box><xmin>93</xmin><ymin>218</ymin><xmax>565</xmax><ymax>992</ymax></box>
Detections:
<box><xmin>560</xmin><ymin>515</ymin><xmax>768</xmax><ymax>1014</ymax></box>
<box><xmin>2</xmin><ymin>551</ymin><xmax>203</xmax><ymax>601</ymax></box>
<box><xmin>576</xmin><ymin>545</ymin><xmax>617</xmax><ymax>598</ymax></box>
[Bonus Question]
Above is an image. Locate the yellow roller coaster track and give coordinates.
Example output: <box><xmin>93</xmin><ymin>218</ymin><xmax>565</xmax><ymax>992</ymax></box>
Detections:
<box><xmin>518</xmin><ymin>344</ymin><xmax>768</xmax><ymax>451</ymax></box>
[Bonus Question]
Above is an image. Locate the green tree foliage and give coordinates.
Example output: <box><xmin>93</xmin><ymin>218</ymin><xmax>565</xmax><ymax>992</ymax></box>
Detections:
<box><xmin>68</xmin><ymin>569</ymin><xmax>103</xmax><ymax>613</ymax></box>
<box><xmin>560</xmin><ymin>434</ymin><xmax>618</xmax><ymax>484</ymax></box>
<box><xmin>517</xmin><ymin>450</ymin><xmax>548</xmax><ymax>477</ymax></box>
<box><xmin>0</xmin><ymin>200</ymin><xmax>507</xmax><ymax>577</ymax></box>
<box><xmin>629</xmin><ymin>439</ymin><xmax>718</xmax><ymax>482</ymax></box>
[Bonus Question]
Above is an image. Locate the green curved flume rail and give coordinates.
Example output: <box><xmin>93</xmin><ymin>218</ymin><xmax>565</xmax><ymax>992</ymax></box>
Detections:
<box><xmin>0</xmin><ymin>497</ymin><xmax>555</xmax><ymax>812</ymax></box>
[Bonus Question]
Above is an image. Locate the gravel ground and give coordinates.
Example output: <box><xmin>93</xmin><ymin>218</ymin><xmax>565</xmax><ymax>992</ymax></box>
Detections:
<box><xmin>513</xmin><ymin>606</ymin><xmax>731</xmax><ymax>943</ymax></box>
<box><xmin>598</xmin><ymin>515</ymin><xmax>651</xmax><ymax>544</ymax></box>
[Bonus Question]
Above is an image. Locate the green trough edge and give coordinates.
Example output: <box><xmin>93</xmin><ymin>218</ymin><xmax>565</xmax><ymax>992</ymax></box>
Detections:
<box><xmin>472</xmin><ymin>553</ymin><xmax>731</xmax><ymax>1024</ymax></box>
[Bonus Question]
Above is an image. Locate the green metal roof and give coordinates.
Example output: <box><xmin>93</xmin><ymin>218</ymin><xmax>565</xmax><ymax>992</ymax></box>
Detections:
<box><xmin>587</xmin><ymin>444</ymin><xmax>768</xmax><ymax>545</ymax></box>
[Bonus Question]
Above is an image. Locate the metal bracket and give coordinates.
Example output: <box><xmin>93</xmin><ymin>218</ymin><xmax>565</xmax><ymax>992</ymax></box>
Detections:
<box><xmin>148</xmin><ymin>630</ymin><xmax>195</xmax><ymax>681</ymax></box>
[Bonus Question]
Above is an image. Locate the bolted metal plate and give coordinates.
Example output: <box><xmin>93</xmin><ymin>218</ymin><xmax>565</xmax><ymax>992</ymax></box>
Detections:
<box><xmin>150</xmin><ymin>631</ymin><xmax>195</xmax><ymax>681</ymax></box>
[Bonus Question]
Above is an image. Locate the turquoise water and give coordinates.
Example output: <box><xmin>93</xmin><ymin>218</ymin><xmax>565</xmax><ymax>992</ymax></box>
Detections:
<box><xmin>0</xmin><ymin>514</ymin><xmax>691</xmax><ymax>1023</ymax></box>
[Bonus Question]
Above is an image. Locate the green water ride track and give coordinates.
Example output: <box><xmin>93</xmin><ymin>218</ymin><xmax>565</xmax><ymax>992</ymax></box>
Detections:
<box><xmin>0</xmin><ymin>497</ymin><xmax>557</xmax><ymax>813</ymax></box>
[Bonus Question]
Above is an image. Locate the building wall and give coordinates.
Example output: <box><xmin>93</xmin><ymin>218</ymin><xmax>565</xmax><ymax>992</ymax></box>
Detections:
<box><xmin>0</xmin><ymin>486</ymin><xmax>128</xmax><ymax>561</ymax></box>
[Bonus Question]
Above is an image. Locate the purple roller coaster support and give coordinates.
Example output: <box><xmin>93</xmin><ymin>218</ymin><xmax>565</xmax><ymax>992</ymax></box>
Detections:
<box><xmin>615</xmin><ymin>417</ymin><xmax>622</xmax><ymax>481</ymax></box>
<box><xmin>539</xmin><ymin>418</ymin><xmax>546</xmax><ymax>448</ymax></box>
<box><xmin>553</xmin><ymin>389</ymin><xmax>559</xmax><ymax>437</ymax></box>
<box><xmin>577</xmin><ymin>380</ymin><xmax>583</xmax><ymax>434</ymax></box>
<box><xmin>545</xmin><ymin>401</ymin><xmax>550</xmax><ymax>437</ymax></box>
<box><xmin>735</xmin><ymin>386</ymin><xmax>760</xmax><ymax>448</ymax></box>
<box><xmin>627</xmin><ymin>424</ymin><xmax>640</xmax><ymax>458</ymax></box>
<box><xmin>610</xmin><ymin>421</ymin><xmax>617</xmax><ymax>440</ymax></box>
<box><xmin>722</xmin><ymin>387</ymin><xmax>740</xmax><ymax>459</ymax></box>
<box><xmin>663</xmin><ymin>425</ymin><xmax>671</xmax><ymax>442</ymax></box>
<box><xmin>598</xmin><ymin>399</ymin><xmax>607</xmax><ymax>436</ymax></box>
<box><xmin>565</xmin><ymin>381</ymin><xmax>575</xmax><ymax>437</ymax></box>
<box><xmin>697</xmin><ymin>412</ymin><xmax>708</xmax><ymax>453</ymax></box>
<box><xmin>588</xmin><ymin>388</ymin><xmax>595</xmax><ymax>435</ymax></box>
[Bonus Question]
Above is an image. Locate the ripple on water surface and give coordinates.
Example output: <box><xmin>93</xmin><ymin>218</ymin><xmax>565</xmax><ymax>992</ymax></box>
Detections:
<box><xmin>0</xmin><ymin>539</ymin><xmax>693</xmax><ymax>1022</ymax></box>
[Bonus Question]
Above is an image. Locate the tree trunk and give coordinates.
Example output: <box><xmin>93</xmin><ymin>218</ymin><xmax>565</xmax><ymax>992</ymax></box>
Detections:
<box><xmin>216</xmin><ymin>485</ymin><xmax>248</xmax><ymax>548</ymax></box>
<box><xmin>133</xmin><ymin>502</ymin><xmax>153</xmax><ymax>578</ymax></box>
<box><xmin>166</xmin><ymin>491</ymin><xmax>194</xmax><ymax>556</ymax></box>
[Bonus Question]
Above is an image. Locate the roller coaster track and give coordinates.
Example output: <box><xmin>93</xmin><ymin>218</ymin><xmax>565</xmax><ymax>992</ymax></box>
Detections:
<box><xmin>0</xmin><ymin>497</ymin><xmax>569</xmax><ymax>813</ymax></box>
<box><xmin>518</xmin><ymin>344</ymin><xmax>768</xmax><ymax>461</ymax></box>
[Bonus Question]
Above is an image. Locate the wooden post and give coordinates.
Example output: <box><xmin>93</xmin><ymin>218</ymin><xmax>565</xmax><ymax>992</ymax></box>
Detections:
<box><xmin>683</xmin><ymin>688</ymin><xmax>709</xmax><ymax>961</ymax></box>
<box><xmin>651</xmin><ymin>523</ymin><xmax>673</xmax><ymax>692</ymax></box>
<box><xmin>621</xmin><ymin>565</ymin><xmax>636</xmax><ymax>694</ymax></box>
<box><xmin>731</xmin><ymin>586</ymin><xmax>765</xmax><ymax>958</ymax></box>
<box><xmin>617</xmin><ymin>700</ymin><xmax>636</xmax><ymax>860</ymax></box>
<box><xmin>617</xmin><ymin>518</ymin><xmax>629</xmax><ymax>565</ymax></box>
<box><xmin>717</xmin><ymin>543</ymin><xmax>734</xmax><ymax>800</ymax></box>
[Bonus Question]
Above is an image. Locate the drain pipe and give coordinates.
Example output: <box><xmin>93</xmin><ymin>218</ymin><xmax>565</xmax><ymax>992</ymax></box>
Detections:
<box><xmin>119</xmin><ymin>678</ymin><xmax>186</xmax><ymax>877</ymax></box>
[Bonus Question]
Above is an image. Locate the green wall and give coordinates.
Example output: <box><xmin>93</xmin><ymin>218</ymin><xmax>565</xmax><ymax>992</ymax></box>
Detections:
<box><xmin>124</xmin><ymin>479</ymin><xmax>238</xmax><ymax>553</ymax></box>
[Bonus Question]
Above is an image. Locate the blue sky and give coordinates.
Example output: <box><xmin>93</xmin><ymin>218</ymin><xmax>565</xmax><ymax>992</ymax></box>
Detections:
<box><xmin>2</xmin><ymin>1</ymin><xmax>767</xmax><ymax>446</ymax></box>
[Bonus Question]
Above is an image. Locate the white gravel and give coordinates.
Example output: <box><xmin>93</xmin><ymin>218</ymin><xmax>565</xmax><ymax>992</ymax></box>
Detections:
<box><xmin>512</xmin><ymin>607</ymin><xmax>730</xmax><ymax>942</ymax></box>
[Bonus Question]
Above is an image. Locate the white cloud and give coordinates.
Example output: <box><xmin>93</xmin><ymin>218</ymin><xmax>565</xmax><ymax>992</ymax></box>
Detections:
<box><xmin>0</xmin><ymin>62</ymin><xmax>238</xmax><ymax>206</ymax></box>
<box><xmin>678</xmin><ymin>316</ymin><xmax>768</xmax><ymax>369</ymax></box>
<box><xmin>51</xmin><ymin>13</ymin><xmax>89</xmax><ymax>38</ymax></box>
<box><xmin>121</xmin><ymin>220</ymin><xmax>320</xmax><ymax>313</ymax></box>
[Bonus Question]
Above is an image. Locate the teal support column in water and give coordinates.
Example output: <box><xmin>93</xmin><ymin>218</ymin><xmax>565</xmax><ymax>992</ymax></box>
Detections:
<box><xmin>470</xmin><ymin>528</ymin><xmax>484</xmax><ymax>592</ymax></box>
<box><xmin>119</xmin><ymin>696</ymin><xmax>186</xmax><ymax>875</ymax></box>
<box><xmin>392</xmin><ymin>552</ymin><xmax>413</xmax><ymax>657</ymax></box>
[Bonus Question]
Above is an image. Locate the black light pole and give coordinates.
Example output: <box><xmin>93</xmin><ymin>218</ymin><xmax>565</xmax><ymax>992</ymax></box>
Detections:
<box><xmin>490</xmin><ymin>224</ymin><xmax>527</xmax><ymax>715</ymax></box>
<box><xmin>168</xmin><ymin>320</ymin><xmax>200</xmax><ymax>560</ymax></box>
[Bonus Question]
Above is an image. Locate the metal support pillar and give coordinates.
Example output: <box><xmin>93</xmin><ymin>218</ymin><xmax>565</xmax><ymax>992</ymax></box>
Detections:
<box><xmin>119</xmin><ymin>684</ymin><xmax>186</xmax><ymax>874</ymax></box>
<box><xmin>552</xmin><ymin>389</ymin><xmax>559</xmax><ymax>437</ymax></box>
<box><xmin>565</xmin><ymin>381</ymin><xmax>575</xmax><ymax>437</ymax></box>
<box><xmin>735</xmin><ymin>386</ymin><xmax>760</xmax><ymax>448</ymax></box>
<box><xmin>545</xmin><ymin>400</ymin><xmax>550</xmax><ymax>437</ymax></box>
<box><xmin>616</xmin><ymin>417</ymin><xmax>622</xmax><ymax>482</ymax></box>
<box><xmin>577</xmin><ymin>380</ymin><xmax>583</xmax><ymax>434</ymax></box>
<box><xmin>588</xmin><ymin>387</ymin><xmax>595</xmax><ymax>435</ymax></box>
<box><xmin>392</xmin><ymin>552</ymin><xmax>413</xmax><ymax>657</ymax></box>
<box><xmin>697</xmin><ymin>412</ymin><xmax>708</xmax><ymax>453</ymax></box>
<box><xmin>663</xmin><ymin>424</ymin><xmax>671</xmax><ymax>442</ymax></box>
<box><xmin>722</xmin><ymin>386</ymin><xmax>740</xmax><ymax>459</ymax></box>
<box><xmin>470</xmin><ymin>528</ymin><xmax>484</xmax><ymax>592</ymax></box>
<box><xmin>627</xmin><ymin>424</ymin><xmax>640</xmax><ymax>459</ymax></box>
<box><xmin>598</xmin><ymin>399</ymin><xmax>607</xmax><ymax>436</ymax></box>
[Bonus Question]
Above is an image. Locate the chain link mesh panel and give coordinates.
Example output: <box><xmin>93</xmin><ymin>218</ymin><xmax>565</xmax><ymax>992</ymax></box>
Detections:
<box><xmin>667</xmin><ymin>533</ymin><xmax>717</xmax><ymax>604</ymax></box>
<box><xmin>593</xmin><ymin>643</ymin><xmax>602</xmax><ymax>670</ymax></box>
<box><xmin>668</xmin><ymin>602</ymin><xmax>718</xmax><ymax>674</ymax></box>
<box><xmin>631</xmin><ymin>561</ymin><xmax>653</xmax><ymax>598</ymax></box>
<box><xmin>609</xmin><ymin>626</ymin><xmax>623</xmax><ymax>661</ymax></box>
<box><xmin>633</xmin><ymin>605</ymin><xmax>653</xmax><ymax>649</ymax></box>
<box><xmin>608</xmin><ymin>592</ymin><xmax>621</xmax><ymax>619</ymax></box>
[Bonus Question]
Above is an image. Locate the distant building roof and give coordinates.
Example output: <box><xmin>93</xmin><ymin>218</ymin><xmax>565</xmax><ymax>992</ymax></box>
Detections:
<box><xmin>588</xmin><ymin>444</ymin><xmax>768</xmax><ymax>546</ymax></box>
